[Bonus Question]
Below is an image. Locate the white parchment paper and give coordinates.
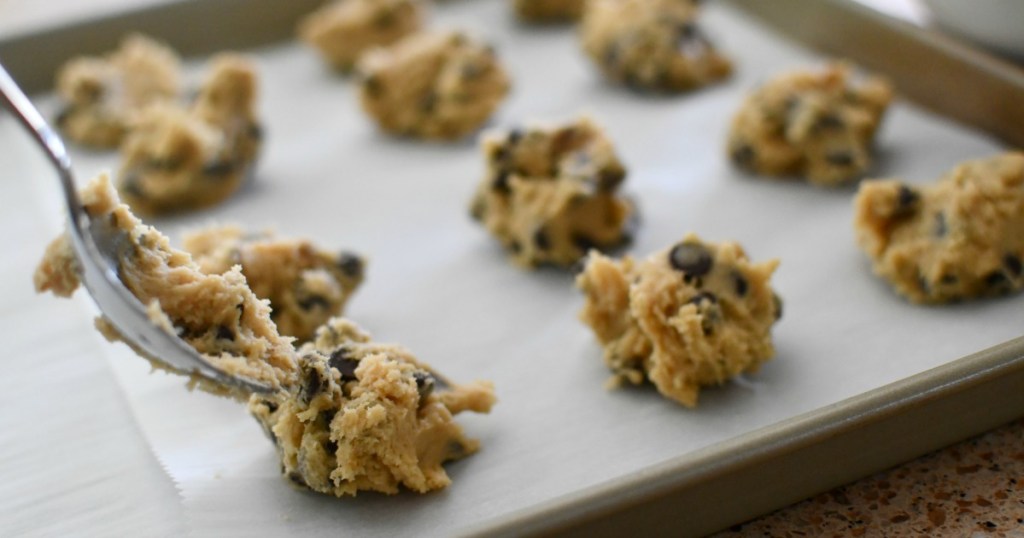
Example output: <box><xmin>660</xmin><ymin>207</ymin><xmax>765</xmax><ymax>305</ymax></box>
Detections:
<box><xmin>10</xmin><ymin>0</ymin><xmax>1022</xmax><ymax>535</ymax></box>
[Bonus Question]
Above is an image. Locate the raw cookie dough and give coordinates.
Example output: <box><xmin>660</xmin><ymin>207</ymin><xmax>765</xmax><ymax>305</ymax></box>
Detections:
<box><xmin>854</xmin><ymin>152</ymin><xmax>1024</xmax><ymax>304</ymax></box>
<box><xmin>469</xmin><ymin>117</ymin><xmax>634</xmax><ymax>267</ymax></box>
<box><xmin>299</xmin><ymin>0</ymin><xmax>424</xmax><ymax>72</ymax></box>
<box><xmin>55</xmin><ymin>34</ymin><xmax>181</xmax><ymax>149</ymax></box>
<box><xmin>34</xmin><ymin>175</ymin><xmax>496</xmax><ymax>495</ymax></box>
<box><xmin>580</xmin><ymin>0</ymin><xmax>731</xmax><ymax>93</ymax></box>
<box><xmin>727</xmin><ymin>63</ymin><xmax>893</xmax><ymax>186</ymax></box>
<box><xmin>34</xmin><ymin>174</ymin><xmax>297</xmax><ymax>396</ymax></box>
<box><xmin>576</xmin><ymin>234</ymin><xmax>782</xmax><ymax>407</ymax></box>
<box><xmin>356</xmin><ymin>30</ymin><xmax>511</xmax><ymax>140</ymax></box>
<box><xmin>250</xmin><ymin>318</ymin><xmax>496</xmax><ymax>496</ymax></box>
<box><xmin>183</xmin><ymin>226</ymin><xmax>366</xmax><ymax>342</ymax></box>
<box><xmin>513</xmin><ymin>0</ymin><xmax>584</xmax><ymax>22</ymax></box>
<box><xmin>117</xmin><ymin>54</ymin><xmax>262</xmax><ymax>215</ymax></box>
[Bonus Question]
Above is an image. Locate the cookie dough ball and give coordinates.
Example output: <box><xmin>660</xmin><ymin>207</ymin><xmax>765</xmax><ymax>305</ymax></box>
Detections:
<box><xmin>116</xmin><ymin>54</ymin><xmax>263</xmax><ymax>215</ymax></box>
<box><xmin>356</xmin><ymin>31</ymin><xmax>511</xmax><ymax>140</ymax></box>
<box><xmin>513</xmin><ymin>0</ymin><xmax>584</xmax><ymax>23</ymax></box>
<box><xmin>34</xmin><ymin>174</ymin><xmax>297</xmax><ymax>397</ymax></box>
<box><xmin>576</xmin><ymin>234</ymin><xmax>781</xmax><ymax>407</ymax></box>
<box><xmin>728</xmin><ymin>63</ymin><xmax>892</xmax><ymax>186</ymax></box>
<box><xmin>580</xmin><ymin>0</ymin><xmax>731</xmax><ymax>93</ymax></box>
<box><xmin>55</xmin><ymin>34</ymin><xmax>181</xmax><ymax>148</ymax></box>
<box><xmin>469</xmin><ymin>117</ymin><xmax>634</xmax><ymax>267</ymax></box>
<box><xmin>249</xmin><ymin>318</ymin><xmax>496</xmax><ymax>496</ymax></box>
<box><xmin>854</xmin><ymin>153</ymin><xmax>1024</xmax><ymax>304</ymax></box>
<box><xmin>183</xmin><ymin>226</ymin><xmax>366</xmax><ymax>342</ymax></box>
<box><xmin>299</xmin><ymin>0</ymin><xmax>424</xmax><ymax>72</ymax></box>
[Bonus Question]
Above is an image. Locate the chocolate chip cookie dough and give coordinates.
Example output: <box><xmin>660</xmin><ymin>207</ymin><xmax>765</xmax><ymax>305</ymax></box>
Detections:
<box><xmin>299</xmin><ymin>0</ymin><xmax>424</xmax><ymax>73</ymax></box>
<box><xmin>356</xmin><ymin>30</ymin><xmax>511</xmax><ymax>140</ymax></box>
<box><xmin>34</xmin><ymin>174</ymin><xmax>296</xmax><ymax>396</ymax></box>
<box><xmin>117</xmin><ymin>54</ymin><xmax>262</xmax><ymax>215</ymax></box>
<box><xmin>576</xmin><ymin>234</ymin><xmax>781</xmax><ymax>407</ymax></box>
<box><xmin>55</xmin><ymin>34</ymin><xmax>181</xmax><ymax>149</ymax></box>
<box><xmin>513</xmin><ymin>0</ymin><xmax>584</xmax><ymax>23</ymax></box>
<box><xmin>854</xmin><ymin>152</ymin><xmax>1024</xmax><ymax>304</ymax></box>
<box><xmin>35</xmin><ymin>174</ymin><xmax>497</xmax><ymax>495</ymax></box>
<box><xmin>728</xmin><ymin>63</ymin><xmax>892</xmax><ymax>186</ymax></box>
<box><xmin>469</xmin><ymin>117</ymin><xmax>634</xmax><ymax>267</ymax></box>
<box><xmin>183</xmin><ymin>226</ymin><xmax>366</xmax><ymax>342</ymax></box>
<box><xmin>250</xmin><ymin>318</ymin><xmax>496</xmax><ymax>496</ymax></box>
<box><xmin>580</xmin><ymin>0</ymin><xmax>731</xmax><ymax>93</ymax></box>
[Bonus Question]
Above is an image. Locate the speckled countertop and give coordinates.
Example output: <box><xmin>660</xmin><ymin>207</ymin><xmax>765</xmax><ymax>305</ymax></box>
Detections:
<box><xmin>717</xmin><ymin>419</ymin><xmax>1024</xmax><ymax>536</ymax></box>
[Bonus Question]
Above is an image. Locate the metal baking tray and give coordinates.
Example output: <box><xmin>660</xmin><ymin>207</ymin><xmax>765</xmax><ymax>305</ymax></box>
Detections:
<box><xmin>3</xmin><ymin>0</ymin><xmax>1023</xmax><ymax>536</ymax></box>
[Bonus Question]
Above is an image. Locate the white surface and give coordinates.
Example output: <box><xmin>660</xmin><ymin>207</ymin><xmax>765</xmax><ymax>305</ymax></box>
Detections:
<box><xmin>2</xmin><ymin>0</ymin><xmax>1020</xmax><ymax>536</ymax></box>
<box><xmin>923</xmin><ymin>0</ymin><xmax>1024</xmax><ymax>59</ymax></box>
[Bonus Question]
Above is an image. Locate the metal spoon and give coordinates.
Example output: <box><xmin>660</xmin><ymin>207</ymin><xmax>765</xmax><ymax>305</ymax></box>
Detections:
<box><xmin>0</xmin><ymin>62</ymin><xmax>271</xmax><ymax>394</ymax></box>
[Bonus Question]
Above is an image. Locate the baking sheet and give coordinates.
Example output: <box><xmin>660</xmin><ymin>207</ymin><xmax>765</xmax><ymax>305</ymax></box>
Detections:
<box><xmin>8</xmin><ymin>0</ymin><xmax>1023</xmax><ymax>535</ymax></box>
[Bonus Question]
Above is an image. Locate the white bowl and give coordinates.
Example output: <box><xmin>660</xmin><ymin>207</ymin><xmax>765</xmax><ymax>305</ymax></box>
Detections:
<box><xmin>924</xmin><ymin>0</ymin><xmax>1024</xmax><ymax>59</ymax></box>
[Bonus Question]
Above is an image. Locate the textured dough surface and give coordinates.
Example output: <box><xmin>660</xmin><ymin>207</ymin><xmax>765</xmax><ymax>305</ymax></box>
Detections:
<box><xmin>576</xmin><ymin>234</ymin><xmax>781</xmax><ymax>407</ymax></box>
<box><xmin>250</xmin><ymin>318</ymin><xmax>496</xmax><ymax>496</ymax></box>
<box><xmin>727</xmin><ymin>63</ymin><xmax>892</xmax><ymax>186</ymax></box>
<box><xmin>34</xmin><ymin>174</ymin><xmax>298</xmax><ymax>396</ymax></box>
<box><xmin>580</xmin><ymin>0</ymin><xmax>731</xmax><ymax>93</ymax></box>
<box><xmin>34</xmin><ymin>175</ymin><xmax>495</xmax><ymax>494</ymax></box>
<box><xmin>183</xmin><ymin>226</ymin><xmax>366</xmax><ymax>342</ymax></box>
<box><xmin>854</xmin><ymin>152</ymin><xmax>1024</xmax><ymax>303</ymax></box>
<box><xmin>55</xmin><ymin>34</ymin><xmax>181</xmax><ymax>149</ymax></box>
<box><xmin>356</xmin><ymin>31</ymin><xmax>511</xmax><ymax>140</ymax></box>
<box><xmin>117</xmin><ymin>54</ymin><xmax>263</xmax><ymax>215</ymax></box>
<box><xmin>470</xmin><ymin>117</ymin><xmax>633</xmax><ymax>267</ymax></box>
<box><xmin>300</xmin><ymin>0</ymin><xmax>424</xmax><ymax>72</ymax></box>
<box><xmin>513</xmin><ymin>0</ymin><xmax>584</xmax><ymax>22</ymax></box>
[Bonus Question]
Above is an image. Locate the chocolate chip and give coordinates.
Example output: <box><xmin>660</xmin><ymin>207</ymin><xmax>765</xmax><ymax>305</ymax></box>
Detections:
<box><xmin>731</xmin><ymin>144</ymin><xmax>756</xmax><ymax>168</ymax></box>
<box><xmin>896</xmin><ymin>185</ymin><xmax>919</xmax><ymax>213</ymax></box>
<box><xmin>509</xmin><ymin>240</ymin><xmax>522</xmax><ymax>254</ymax></box>
<box><xmin>734</xmin><ymin>274</ymin><xmax>748</xmax><ymax>296</ymax></box>
<box><xmin>287</xmin><ymin>472</ymin><xmax>307</xmax><ymax>487</ymax></box>
<box><xmin>669</xmin><ymin>243</ymin><xmax>713</xmax><ymax>277</ymax></box>
<box><xmin>934</xmin><ymin>213</ymin><xmax>948</xmax><ymax>237</ymax></box>
<box><xmin>533</xmin><ymin>228</ymin><xmax>551</xmax><ymax>251</ymax></box>
<box><xmin>492</xmin><ymin>170</ymin><xmax>511</xmax><ymax>194</ymax></box>
<box><xmin>248</xmin><ymin>123</ymin><xmax>264</xmax><ymax>141</ymax></box>
<box><xmin>597</xmin><ymin>168</ymin><xmax>625</xmax><ymax>191</ymax></box>
<box><xmin>202</xmin><ymin>159</ymin><xmax>235</xmax><ymax>177</ymax></box>
<box><xmin>815</xmin><ymin>114</ymin><xmax>845</xmax><ymax>131</ymax></box>
<box><xmin>216</xmin><ymin>325</ymin><xmax>234</xmax><ymax>340</ymax></box>
<box><xmin>573</xmin><ymin>234</ymin><xmax>597</xmax><ymax>254</ymax></box>
<box><xmin>825</xmin><ymin>151</ymin><xmax>855</xmax><ymax>167</ymax></box>
<box><xmin>507</xmin><ymin>129</ymin><xmax>523</xmax><ymax>145</ymax></box>
<box><xmin>413</xmin><ymin>371</ymin><xmax>435</xmax><ymax>403</ymax></box>
<box><xmin>373</xmin><ymin>9</ymin><xmax>395</xmax><ymax>28</ymax></box>
<box><xmin>337</xmin><ymin>252</ymin><xmax>363</xmax><ymax>279</ymax></box>
<box><xmin>985</xmin><ymin>271</ymin><xmax>1008</xmax><ymax>288</ymax></box>
<box><xmin>470</xmin><ymin>198</ymin><xmax>487</xmax><ymax>221</ymax></box>
<box><xmin>297</xmin><ymin>294</ymin><xmax>330</xmax><ymax>311</ymax></box>
<box><xmin>328</xmin><ymin>348</ymin><xmax>358</xmax><ymax>382</ymax></box>
<box><xmin>772</xmin><ymin>293</ymin><xmax>783</xmax><ymax>320</ymax></box>
<box><xmin>419</xmin><ymin>91</ymin><xmax>438</xmax><ymax>113</ymax></box>
<box><xmin>303</xmin><ymin>367</ymin><xmax>323</xmax><ymax>402</ymax></box>
<box><xmin>1004</xmin><ymin>254</ymin><xmax>1022</xmax><ymax>277</ymax></box>
<box><xmin>361</xmin><ymin>74</ymin><xmax>382</xmax><ymax>97</ymax></box>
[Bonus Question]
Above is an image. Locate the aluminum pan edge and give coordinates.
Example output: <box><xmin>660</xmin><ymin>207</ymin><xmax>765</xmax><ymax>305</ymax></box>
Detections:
<box><xmin>464</xmin><ymin>335</ymin><xmax>1024</xmax><ymax>537</ymax></box>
